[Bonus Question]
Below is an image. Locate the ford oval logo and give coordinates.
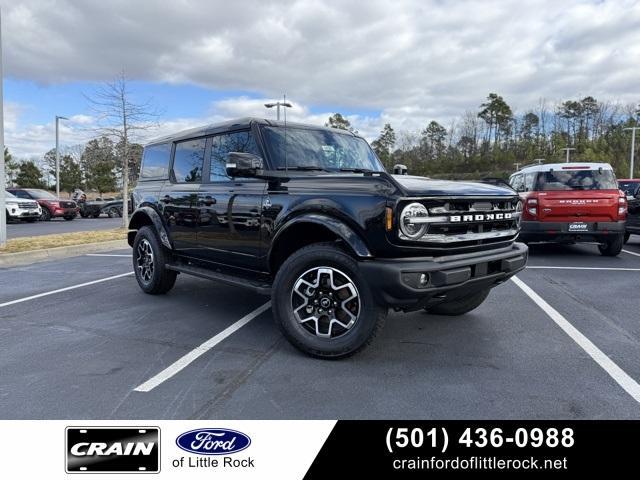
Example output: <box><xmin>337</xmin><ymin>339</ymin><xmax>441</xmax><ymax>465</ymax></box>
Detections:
<box><xmin>176</xmin><ymin>428</ymin><xmax>251</xmax><ymax>455</ymax></box>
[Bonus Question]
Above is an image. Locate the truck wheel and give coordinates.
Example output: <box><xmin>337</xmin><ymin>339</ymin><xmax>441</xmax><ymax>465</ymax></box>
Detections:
<box><xmin>598</xmin><ymin>234</ymin><xmax>624</xmax><ymax>256</ymax></box>
<box><xmin>624</xmin><ymin>232</ymin><xmax>630</xmax><ymax>244</ymax></box>
<box><xmin>425</xmin><ymin>289</ymin><xmax>491</xmax><ymax>316</ymax></box>
<box><xmin>133</xmin><ymin>226</ymin><xmax>177</xmax><ymax>294</ymax></box>
<box><xmin>63</xmin><ymin>215</ymin><xmax>75</xmax><ymax>221</ymax></box>
<box><xmin>272</xmin><ymin>243</ymin><xmax>387</xmax><ymax>359</ymax></box>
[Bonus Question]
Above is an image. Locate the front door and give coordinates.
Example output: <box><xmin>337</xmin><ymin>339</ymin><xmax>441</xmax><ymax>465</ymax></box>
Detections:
<box><xmin>196</xmin><ymin>130</ymin><xmax>266</xmax><ymax>270</ymax></box>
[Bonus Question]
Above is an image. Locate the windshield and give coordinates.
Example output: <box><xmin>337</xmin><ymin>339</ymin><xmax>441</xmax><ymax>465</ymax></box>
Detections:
<box><xmin>5</xmin><ymin>191</ymin><xmax>17</xmax><ymax>199</ymax></box>
<box><xmin>535</xmin><ymin>170</ymin><xmax>618</xmax><ymax>191</ymax></box>
<box><xmin>261</xmin><ymin>126</ymin><xmax>384</xmax><ymax>172</ymax></box>
<box><xmin>619</xmin><ymin>181</ymin><xmax>640</xmax><ymax>195</ymax></box>
<box><xmin>27</xmin><ymin>189</ymin><xmax>57</xmax><ymax>199</ymax></box>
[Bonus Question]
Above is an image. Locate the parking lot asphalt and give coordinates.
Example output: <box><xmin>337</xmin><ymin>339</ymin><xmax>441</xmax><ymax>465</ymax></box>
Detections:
<box><xmin>6</xmin><ymin>216</ymin><xmax>123</xmax><ymax>239</ymax></box>
<box><xmin>1</xmin><ymin>238</ymin><xmax>640</xmax><ymax>419</ymax></box>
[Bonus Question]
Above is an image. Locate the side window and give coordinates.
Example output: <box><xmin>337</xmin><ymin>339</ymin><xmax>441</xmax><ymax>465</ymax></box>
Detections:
<box><xmin>173</xmin><ymin>138</ymin><xmax>206</xmax><ymax>183</ymax></box>
<box><xmin>524</xmin><ymin>172</ymin><xmax>536</xmax><ymax>191</ymax></box>
<box><xmin>14</xmin><ymin>191</ymin><xmax>30</xmax><ymax>199</ymax></box>
<box><xmin>210</xmin><ymin>130</ymin><xmax>261</xmax><ymax>182</ymax></box>
<box><xmin>510</xmin><ymin>174</ymin><xmax>524</xmax><ymax>191</ymax></box>
<box><xmin>140</xmin><ymin>143</ymin><xmax>171</xmax><ymax>179</ymax></box>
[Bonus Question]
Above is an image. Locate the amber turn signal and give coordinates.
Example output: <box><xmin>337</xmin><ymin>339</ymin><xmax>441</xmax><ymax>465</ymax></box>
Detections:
<box><xmin>385</xmin><ymin>207</ymin><xmax>393</xmax><ymax>231</ymax></box>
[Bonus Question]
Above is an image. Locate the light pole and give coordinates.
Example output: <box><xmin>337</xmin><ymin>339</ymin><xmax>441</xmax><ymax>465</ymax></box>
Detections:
<box><xmin>561</xmin><ymin>147</ymin><xmax>575</xmax><ymax>163</ymax></box>
<box><xmin>624</xmin><ymin>127</ymin><xmax>640</xmax><ymax>179</ymax></box>
<box><xmin>0</xmin><ymin>8</ymin><xmax>6</xmax><ymax>248</ymax></box>
<box><xmin>264</xmin><ymin>96</ymin><xmax>292</xmax><ymax>121</ymax></box>
<box><xmin>55</xmin><ymin>115</ymin><xmax>68</xmax><ymax>198</ymax></box>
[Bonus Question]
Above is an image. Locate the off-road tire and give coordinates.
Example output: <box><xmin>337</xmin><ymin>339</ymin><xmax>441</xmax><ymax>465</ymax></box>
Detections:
<box><xmin>132</xmin><ymin>226</ymin><xmax>177</xmax><ymax>294</ymax></box>
<box><xmin>272</xmin><ymin>242</ymin><xmax>387</xmax><ymax>359</ymax></box>
<box><xmin>598</xmin><ymin>234</ymin><xmax>624</xmax><ymax>256</ymax></box>
<box><xmin>425</xmin><ymin>288</ymin><xmax>491</xmax><ymax>316</ymax></box>
<box><xmin>63</xmin><ymin>215</ymin><xmax>75</xmax><ymax>221</ymax></box>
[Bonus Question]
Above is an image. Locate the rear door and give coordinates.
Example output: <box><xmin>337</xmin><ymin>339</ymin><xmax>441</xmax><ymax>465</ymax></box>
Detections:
<box><xmin>161</xmin><ymin>137</ymin><xmax>206</xmax><ymax>253</ymax></box>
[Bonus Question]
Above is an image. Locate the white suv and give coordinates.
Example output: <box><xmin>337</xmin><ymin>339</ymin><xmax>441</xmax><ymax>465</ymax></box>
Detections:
<box><xmin>5</xmin><ymin>191</ymin><xmax>41</xmax><ymax>222</ymax></box>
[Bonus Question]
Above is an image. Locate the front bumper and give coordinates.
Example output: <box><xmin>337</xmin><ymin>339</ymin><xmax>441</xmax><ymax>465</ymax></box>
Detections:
<box><xmin>51</xmin><ymin>207</ymin><xmax>78</xmax><ymax>217</ymax></box>
<box><xmin>6</xmin><ymin>206</ymin><xmax>41</xmax><ymax>219</ymax></box>
<box><xmin>519</xmin><ymin>220</ymin><xmax>625</xmax><ymax>243</ymax></box>
<box><xmin>359</xmin><ymin>242</ymin><xmax>528</xmax><ymax>310</ymax></box>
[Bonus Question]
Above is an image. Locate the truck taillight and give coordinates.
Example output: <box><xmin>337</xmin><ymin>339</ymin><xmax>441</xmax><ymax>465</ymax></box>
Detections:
<box><xmin>526</xmin><ymin>198</ymin><xmax>538</xmax><ymax>218</ymax></box>
<box><xmin>618</xmin><ymin>196</ymin><xmax>627</xmax><ymax>218</ymax></box>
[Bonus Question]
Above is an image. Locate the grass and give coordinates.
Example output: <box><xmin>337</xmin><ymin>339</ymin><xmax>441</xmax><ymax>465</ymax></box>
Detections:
<box><xmin>0</xmin><ymin>228</ymin><xmax>128</xmax><ymax>254</ymax></box>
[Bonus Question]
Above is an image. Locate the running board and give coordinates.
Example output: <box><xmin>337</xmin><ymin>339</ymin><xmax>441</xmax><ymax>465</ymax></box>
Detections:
<box><xmin>165</xmin><ymin>263</ymin><xmax>272</xmax><ymax>295</ymax></box>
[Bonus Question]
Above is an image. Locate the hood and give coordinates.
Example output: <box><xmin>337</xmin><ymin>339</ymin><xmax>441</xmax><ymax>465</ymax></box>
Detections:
<box><xmin>391</xmin><ymin>175</ymin><xmax>516</xmax><ymax>197</ymax></box>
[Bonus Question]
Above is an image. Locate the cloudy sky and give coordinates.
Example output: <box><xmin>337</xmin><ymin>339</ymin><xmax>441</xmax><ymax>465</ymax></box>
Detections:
<box><xmin>3</xmin><ymin>0</ymin><xmax>640</xmax><ymax>158</ymax></box>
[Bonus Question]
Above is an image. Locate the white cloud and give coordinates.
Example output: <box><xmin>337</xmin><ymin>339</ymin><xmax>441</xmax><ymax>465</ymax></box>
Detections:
<box><xmin>3</xmin><ymin>0</ymin><xmax>640</xmax><ymax>157</ymax></box>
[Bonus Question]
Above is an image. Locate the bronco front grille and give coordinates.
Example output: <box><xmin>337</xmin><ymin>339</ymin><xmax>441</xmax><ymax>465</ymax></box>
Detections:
<box><xmin>399</xmin><ymin>197</ymin><xmax>521</xmax><ymax>251</ymax></box>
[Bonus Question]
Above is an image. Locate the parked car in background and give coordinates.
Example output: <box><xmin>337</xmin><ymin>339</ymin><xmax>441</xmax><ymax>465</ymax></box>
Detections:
<box><xmin>78</xmin><ymin>197</ymin><xmax>124</xmax><ymax>218</ymax></box>
<box><xmin>624</xmin><ymin>182</ymin><xmax>640</xmax><ymax>242</ymax></box>
<box><xmin>4</xmin><ymin>191</ymin><xmax>41</xmax><ymax>222</ymax></box>
<box><xmin>618</xmin><ymin>178</ymin><xmax>640</xmax><ymax>197</ymax></box>
<box><xmin>509</xmin><ymin>162</ymin><xmax>627</xmax><ymax>256</ymax></box>
<box><xmin>7</xmin><ymin>188</ymin><xmax>77</xmax><ymax>221</ymax></box>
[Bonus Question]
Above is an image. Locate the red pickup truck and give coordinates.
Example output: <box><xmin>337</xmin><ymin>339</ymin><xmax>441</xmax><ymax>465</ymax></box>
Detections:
<box><xmin>509</xmin><ymin>163</ymin><xmax>627</xmax><ymax>256</ymax></box>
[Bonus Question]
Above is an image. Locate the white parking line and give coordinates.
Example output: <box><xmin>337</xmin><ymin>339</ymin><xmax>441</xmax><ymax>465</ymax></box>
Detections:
<box><xmin>85</xmin><ymin>254</ymin><xmax>131</xmax><ymax>257</ymax></box>
<box><xmin>0</xmin><ymin>272</ymin><xmax>134</xmax><ymax>308</ymax></box>
<box><xmin>134</xmin><ymin>301</ymin><xmax>272</xmax><ymax>393</ymax></box>
<box><xmin>527</xmin><ymin>266</ymin><xmax>640</xmax><ymax>271</ymax></box>
<box><xmin>622</xmin><ymin>249</ymin><xmax>640</xmax><ymax>257</ymax></box>
<box><xmin>511</xmin><ymin>276</ymin><xmax>640</xmax><ymax>404</ymax></box>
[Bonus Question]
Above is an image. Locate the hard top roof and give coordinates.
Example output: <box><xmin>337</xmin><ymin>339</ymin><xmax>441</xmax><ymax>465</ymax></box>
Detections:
<box><xmin>513</xmin><ymin>162</ymin><xmax>614</xmax><ymax>175</ymax></box>
<box><xmin>145</xmin><ymin>117</ymin><xmax>359</xmax><ymax>146</ymax></box>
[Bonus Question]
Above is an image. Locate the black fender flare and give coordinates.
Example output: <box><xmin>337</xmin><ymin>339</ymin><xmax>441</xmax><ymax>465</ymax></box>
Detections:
<box><xmin>269</xmin><ymin>213</ymin><xmax>373</xmax><ymax>263</ymax></box>
<box><xmin>128</xmin><ymin>206</ymin><xmax>172</xmax><ymax>250</ymax></box>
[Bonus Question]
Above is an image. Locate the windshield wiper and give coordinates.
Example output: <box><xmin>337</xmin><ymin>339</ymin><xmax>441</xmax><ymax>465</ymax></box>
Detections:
<box><xmin>276</xmin><ymin>166</ymin><xmax>328</xmax><ymax>172</ymax></box>
<box><xmin>338</xmin><ymin>168</ymin><xmax>376</xmax><ymax>173</ymax></box>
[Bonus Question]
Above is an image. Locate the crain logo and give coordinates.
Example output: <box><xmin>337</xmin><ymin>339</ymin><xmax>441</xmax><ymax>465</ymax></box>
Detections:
<box><xmin>450</xmin><ymin>213</ymin><xmax>513</xmax><ymax>222</ymax></box>
<box><xmin>176</xmin><ymin>428</ymin><xmax>251</xmax><ymax>456</ymax></box>
<box><xmin>66</xmin><ymin>427</ymin><xmax>160</xmax><ymax>473</ymax></box>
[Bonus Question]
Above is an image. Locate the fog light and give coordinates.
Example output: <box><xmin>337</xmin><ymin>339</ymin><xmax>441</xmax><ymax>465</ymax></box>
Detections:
<box><xmin>419</xmin><ymin>273</ymin><xmax>430</xmax><ymax>287</ymax></box>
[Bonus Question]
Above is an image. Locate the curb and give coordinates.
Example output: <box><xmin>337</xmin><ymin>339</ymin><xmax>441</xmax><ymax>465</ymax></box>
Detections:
<box><xmin>0</xmin><ymin>239</ymin><xmax>130</xmax><ymax>267</ymax></box>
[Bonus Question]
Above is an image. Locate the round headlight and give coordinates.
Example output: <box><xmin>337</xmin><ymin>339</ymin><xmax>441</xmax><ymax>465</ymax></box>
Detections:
<box><xmin>400</xmin><ymin>202</ymin><xmax>429</xmax><ymax>239</ymax></box>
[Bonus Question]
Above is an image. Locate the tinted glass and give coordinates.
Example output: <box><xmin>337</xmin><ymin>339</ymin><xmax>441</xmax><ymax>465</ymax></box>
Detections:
<box><xmin>5</xmin><ymin>191</ymin><xmax>17</xmax><ymax>199</ymax></box>
<box><xmin>261</xmin><ymin>126</ymin><xmax>384</xmax><ymax>172</ymax></box>
<box><xmin>619</xmin><ymin>181</ymin><xmax>640</xmax><ymax>195</ymax></box>
<box><xmin>27</xmin><ymin>189</ymin><xmax>56</xmax><ymax>199</ymax></box>
<box><xmin>524</xmin><ymin>172</ymin><xmax>536</xmax><ymax>191</ymax></box>
<box><xmin>11</xmin><ymin>191</ymin><xmax>31</xmax><ymax>199</ymax></box>
<box><xmin>141</xmin><ymin>143</ymin><xmax>171</xmax><ymax>179</ymax></box>
<box><xmin>173</xmin><ymin>138</ymin><xmax>206</xmax><ymax>183</ymax></box>
<box><xmin>535</xmin><ymin>170</ymin><xmax>618</xmax><ymax>191</ymax></box>
<box><xmin>210</xmin><ymin>130</ymin><xmax>260</xmax><ymax>182</ymax></box>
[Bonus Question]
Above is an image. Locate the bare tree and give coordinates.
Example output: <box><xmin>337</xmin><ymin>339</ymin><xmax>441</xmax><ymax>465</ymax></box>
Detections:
<box><xmin>86</xmin><ymin>72</ymin><xmax>160</xmax><ymax>227</ymax></box>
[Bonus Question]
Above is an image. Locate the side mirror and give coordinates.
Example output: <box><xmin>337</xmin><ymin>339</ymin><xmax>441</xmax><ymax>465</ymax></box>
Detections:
<box><xmin>393</xmin><ymin>164</ymin><xmax>408</xmax><ymax>175</ymax></box>
<box><xmin>226</xmin><ymin>152</ymin><xmax>264</xmax><ymax>177</ymax></box>
<box><xmin>516</xmin><ymin>185</ymin><xmax>526</xmax><ymax>193</ymax></box>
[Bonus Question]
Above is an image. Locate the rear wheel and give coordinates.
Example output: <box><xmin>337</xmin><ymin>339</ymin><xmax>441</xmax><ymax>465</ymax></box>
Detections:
<box><xmin>425</xmin><ymin>289</ymin><xmax>491</xmax><ymax>316</ymax></box>
<box><xmin>624</xmin><ymin>232</ymin><xmax>631</xmax><ymax>244</ymax></box>
<box><xmin>272</xmin><ymin>243</ymin><xmax>387</xmax><ymax>359</ymax></box>
<box><xmin>63</xmin><ymin>215</ymin><xmax>75</xmax><ymax>221</ymax></box>
<box><xmin>132</xmin><ymin>226</ymin><xmax>177</xmax><ymax>294</ymax></box>
<box><xmin>598</xmin><ymin>234</ymin><xmax>624</xmax><ymax>256</ymax></box>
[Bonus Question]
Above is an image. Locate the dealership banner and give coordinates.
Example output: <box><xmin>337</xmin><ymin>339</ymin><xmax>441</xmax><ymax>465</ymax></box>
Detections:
<box><xmin>0</xmin><ymin>420</ymin><xmax>636</xmax><ymax>477</ymax></box>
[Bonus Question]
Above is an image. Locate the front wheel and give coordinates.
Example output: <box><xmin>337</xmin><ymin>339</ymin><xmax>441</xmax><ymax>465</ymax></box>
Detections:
<box><xmin>63</xmin><ymin>215</ymin><xmax>75</xmax><ymax>221</ymax></box>
<box><xmin>272</xmin><ymin>243</ymin><xmax>387</xmax><ymax>359</ymax></box>
<box><xmin>598</xmin><ymin>234</ymin><xmax>624</xmax><ymax>256</ymax></box>
<box><xmin>425</xmin><ymin>289</ymin><xmax>491</xmax><ymax>316</ymax></box>
<box><xmin>40</xmin><ymin>208</ymin><xmax>51</xmax><ymax>221</ymax></box>
<box><xmin>132</xmin><ymin>226</ymin><xmax>177</xmax><ymax>294</ymax></box>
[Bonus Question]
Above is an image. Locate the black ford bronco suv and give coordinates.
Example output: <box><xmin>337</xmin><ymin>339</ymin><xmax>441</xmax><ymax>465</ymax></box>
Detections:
<box><xmin>129</xmin><ymin>118</ymin><xmax>527</xmax><ymax>358</ymax></box>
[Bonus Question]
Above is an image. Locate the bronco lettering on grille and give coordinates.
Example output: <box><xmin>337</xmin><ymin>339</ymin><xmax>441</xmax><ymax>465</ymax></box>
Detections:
<box><xmin>449</xmin><ymin>212</ymin><xmax>513</xmax><ymax>222</ymax></box>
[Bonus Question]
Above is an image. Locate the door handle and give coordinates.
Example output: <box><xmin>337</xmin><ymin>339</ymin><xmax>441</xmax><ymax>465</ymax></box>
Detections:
<box><xmin>161</xmin><ymin>195</ymin><xmax>173</xmax><ymax>204</ymax></box>
<box><xmin>199</xmin><ymin>196</ymin><xmax>216</xmax><ymax>206</ymax></box>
